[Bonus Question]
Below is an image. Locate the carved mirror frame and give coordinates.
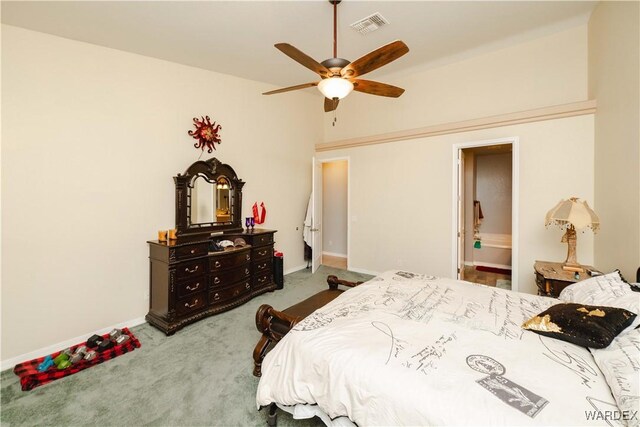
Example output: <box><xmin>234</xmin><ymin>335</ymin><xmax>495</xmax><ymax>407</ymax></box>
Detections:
<box><xmin>174</xmin><ymin>157</ymin><xmax>245</xmax><ymax>238</ymax></box>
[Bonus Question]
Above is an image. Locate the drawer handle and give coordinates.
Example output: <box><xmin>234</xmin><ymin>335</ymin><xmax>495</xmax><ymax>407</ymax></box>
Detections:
<box><xmin>186</xmin><ymin>283</ymin><xmax>200</xmax><ymax>291</ymax></box>
<box><xmin>213</xmin><ymin>293</ymin><xmax>220</xmax><ymax>301</ymax></box>
<box><xmin>184</xmin><ymin>299</ymin><xmax>199</xmax><ymax>308</ymax></box>
<box><xmin>214</xmin><ymin>277</ymin><xmax>221</xmax><ymax>284</ymax></box>
<box><xmin>258</xmin><ymin>263</ymin><xmax>267</xmax><ymax>270</ymax></box>
<box><xmin>246</xmin><ymin>254</ymin><xmax>251</xmax><ymax>261</ymax></box>
<box><xmin>214</xmin><ymin>261</ymin><xmax>221</xmax><ymax>268</ymax></box>
<box><xmin>258</xmin><ymin>277</ymin><xmax>266</xmax><ymax>283</ymax></box>
<box><xmin>258</xmin><ymin>250</ymin><xmax>267</xmax><ymax>256</ymax></box>
<box><xmin>245</xmin><ymin>283</ymin><xmax>250</xmax><ymax>289</ymax></box>
<box><xmin>190</xmin><ymin>249</ymin><xmax>196</xmax><ymax>254</ymax></box>
<box><xmin>233</xmin><ymin>289</ymin><xmax>240</xmax><ymax>296</ymax></box>
<box><xmin>245</xmin><ymin>268</ymin><xmax>250</xmax><ymax>275</ymax></box>
<box><xmin>185</xmin><ymin>265</ymin><xmax>199</xmax><ymax>274</ymax></box>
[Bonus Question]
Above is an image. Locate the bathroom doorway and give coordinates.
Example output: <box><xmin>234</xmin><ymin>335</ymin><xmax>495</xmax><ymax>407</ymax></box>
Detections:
<box><xmin>321</xmin><ymin>160</ymin><xmax>349</xmax><ymax>270</ymax></box>
<box><xmin>453</xmin><ymin>138</ymin><xmax>518</xmax><ymax>291</ymax></box>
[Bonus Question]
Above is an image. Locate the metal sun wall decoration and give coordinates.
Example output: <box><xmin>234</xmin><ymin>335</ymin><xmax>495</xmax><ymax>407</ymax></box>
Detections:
<box><xmin>188</xmin><ymin>116</ymin><xmax>222</xmax><ymax>153</ymax></box>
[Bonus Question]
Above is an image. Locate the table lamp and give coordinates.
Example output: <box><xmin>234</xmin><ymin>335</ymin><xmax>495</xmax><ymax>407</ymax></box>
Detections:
<box><xmin>545</xmin><ymin>197</ymin><xmax>599</xmax><ymax>272</ymax></box>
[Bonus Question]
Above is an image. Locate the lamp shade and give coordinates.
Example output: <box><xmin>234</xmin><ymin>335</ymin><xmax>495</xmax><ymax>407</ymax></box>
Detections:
<box><xmin>217</xmin><ymin>178</ymin><xmax>230</xmax><ymax>190</ymax></box>
<box><xmin>545</xmin><ymin>197</ymin><xmax>600</xmax><ymax>232</ymax></box>
<box><xmin>317</xmin><ymin>77</ymin><xmax>354</xmax><ymax>100</ymax></box>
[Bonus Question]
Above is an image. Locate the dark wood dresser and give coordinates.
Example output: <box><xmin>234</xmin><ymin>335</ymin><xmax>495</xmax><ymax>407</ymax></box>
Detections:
<box><xmin>147</xmin><ymin>229</ymin><xmax>277</xmax><ymax>335</ymax></box>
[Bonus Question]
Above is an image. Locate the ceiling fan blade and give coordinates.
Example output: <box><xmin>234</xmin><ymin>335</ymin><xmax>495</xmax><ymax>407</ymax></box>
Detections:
<box><xmin>341</xmin><ymin>40</ymin><xmax>409</xmax><ymax>79</ymax></box>
<box><xmin>324</xmin><ymin>97</ymin><xmax>339</xmax><ymax>112</ymax></box>
<box><xmin>263</xmin><ymin>82</ymin><xmax>318</xmax><ymax>95</ymax></box>
<box><xmin>275</xmin><ymin>43</ymin><xmax>331</xmax><ymax>78</ymax></box>
<box><xmin>352</xmin><ymin>79</ymin><xmax>405</xmax><ymax>98</ymax></box>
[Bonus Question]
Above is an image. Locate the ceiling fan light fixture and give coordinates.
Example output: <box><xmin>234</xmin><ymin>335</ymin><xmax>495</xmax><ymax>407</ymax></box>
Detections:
<box><xmin>264</xmin><ymin>0</ymin><xmax>408</xmax><ymax>113</ymax></box>
<box><xmin>317</xmin><ymin>77</ymin><xmax>354</xmax><ymax>100</ymax></box>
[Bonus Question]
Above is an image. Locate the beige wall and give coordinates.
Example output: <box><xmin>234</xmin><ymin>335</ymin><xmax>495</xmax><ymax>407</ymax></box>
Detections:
<box><xmin>476</xmin><ymin>152</ymin><xmax>512</xmax><ymax>235</ymax></box>
<box><xmin>318</xmin><ymin>116</ymin><xmax>595</xmax><ymax>293</ymax></box>
<box><xmin>588</xmin><ymin>2</ymin><xmax>640</xmax><ymax>280</ymax></box>
<box><xmin>318</xmin><ymin>24</ymin><xmax>595</xmax><ymax>292</ymax></box>
<box><xmin>322</xmin><ymin>161</ymin><xmax>348</xmax><ymax>257</ymax></box>
<box><xmin>1</xmin><ymin>26</ymin><xmax>321</xmax><ymax>361</ymax></box>
<box><xmin>324</xmin><ymin>25</ymin><xmax>588</xmax><ymax>141</ymax></box>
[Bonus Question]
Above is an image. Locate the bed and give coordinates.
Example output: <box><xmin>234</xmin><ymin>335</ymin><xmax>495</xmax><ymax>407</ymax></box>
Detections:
<box><xmin>254</xmin><ymin>270</ymin><xmax>640</xmax><ymax>426</ymax></box>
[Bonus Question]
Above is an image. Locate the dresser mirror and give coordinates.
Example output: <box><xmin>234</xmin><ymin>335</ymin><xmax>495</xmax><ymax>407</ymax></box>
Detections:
<box><xmin>215</xmin><ymin>177</ymin><xmax>231</xmax><ymax>222</ymax></box>
<box><xmin>190</xmin><ymin>175</ymin><xmax>216</xmax><ymax>224</ymax></box>
<box><xmin>175</xmin><ymin>158</ymin><xmax>245</xmax><ymax>238</ymax></box>
<box><xmin>189</xmin><ymin>175</ymin><xmax>233</xmax><ymax>224</ymax></box>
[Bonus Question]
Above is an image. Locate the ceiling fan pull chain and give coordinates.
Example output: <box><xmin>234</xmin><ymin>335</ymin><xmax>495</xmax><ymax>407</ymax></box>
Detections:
<box><xmin>333</xmin><ymin>0</ymin><xmax>338</xmax><ymax>58</ymax></box>
<box><xmin>333</xmin><ymin>98</ymin><xmax>338</xmax><ymax>126</ymax></box>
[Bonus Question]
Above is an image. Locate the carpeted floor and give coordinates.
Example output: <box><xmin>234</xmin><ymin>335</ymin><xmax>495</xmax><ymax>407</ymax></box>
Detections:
<box><xmin>0</xmin><ymin>266</ymin><xmax>372</xmax><ymax>426</ymax></box>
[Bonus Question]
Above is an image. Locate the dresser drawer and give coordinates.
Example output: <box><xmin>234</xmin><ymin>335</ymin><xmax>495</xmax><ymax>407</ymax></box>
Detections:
<box><xmin>210</xmin><ymin>265</ymin><xmax>251</xmax><ymax>289</ymax></box>
<box><xmin>252</xmin><ymin>245</ymin><xmax>273</xmax><ymax>261</ymax></box>
<box><xmin>173</xmin><ymin>243</ymin><xmax>209</xmax><ymax>260</ymax></box>
<box><xmin>253</xmin><ymin>271</ymin><xmax>273</xmax><ymax>289</ymax></box>
<box><xmin>175</xmin><ymin>259</ymin><xmax>206</xmax><ymax>282</ymax></box>
<box><xmin>251</xmin><ymin>233</ymin><xmax>273</xmax><ymax>247</ymax></box>
<box><xmin>253</xmin><ymin>258</ymin><xmax>272</xmax><ymax>274</ymax></box>
<box><xmin>176</xmin><ymin>292</ymin><xmax>206</xmax><ymax>316</ymax></box>
<box><xmin>210</xmin><ymin>250</ymin><xmax>251</xmax><ymax>272</ymax></box>
<box><xmin>177</xmin><ymin>278</ymin><xmax>205</xmax><ymax>299</ymax></box>
<box><xmin>210</xmin><ymin>280</ymin><xmax>251</xmax><ymax>305</ymax></box>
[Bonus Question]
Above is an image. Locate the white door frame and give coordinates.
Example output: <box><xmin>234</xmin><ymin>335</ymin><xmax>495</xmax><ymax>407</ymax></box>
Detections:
<box><xmin>311</xmin><ymin>157</ymin><xmax>323</xmax><ymax>273</ymax></box>
<box><xmin>451</xmin><ymin>137</ymin><xmax>520</xmax><ymax>291</ymax></box>
<box><xmin>313</xmin><ymin>156</ymin><xmax>351</xmax><ymax>271</ymax></box>
<box><xmin>457</xmin><ymin>149</ymin><xmax>466</xmax><ymax>280</ymax></box>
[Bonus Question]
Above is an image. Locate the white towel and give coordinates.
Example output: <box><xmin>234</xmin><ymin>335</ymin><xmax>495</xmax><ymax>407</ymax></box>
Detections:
<box><xmin>303</xmin><ymin>193</ymin><xmax>313</xmax><ymax>246</ymax></box>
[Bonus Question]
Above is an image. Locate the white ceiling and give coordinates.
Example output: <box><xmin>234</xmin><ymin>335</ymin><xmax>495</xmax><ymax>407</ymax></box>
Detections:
<box><xmin>2</xmin><ymin>1</ymin><xmax>597</xmax><ymax>89</ymax></box>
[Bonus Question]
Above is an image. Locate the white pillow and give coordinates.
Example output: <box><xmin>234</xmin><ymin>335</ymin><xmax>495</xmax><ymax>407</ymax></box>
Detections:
<box><xmin>559</xmin><ymin>271</ymin><xmax>630</xmax><ymax>302</ymax></box>
<box><xmin>559</xmin><ymin>271</ymin><xmax>640</xmax><ymax>334</ymax></box>
<box><xmin>591</xmin><ymin>329</ymin><xmax>640</xmax><ymax>427</ymax></box>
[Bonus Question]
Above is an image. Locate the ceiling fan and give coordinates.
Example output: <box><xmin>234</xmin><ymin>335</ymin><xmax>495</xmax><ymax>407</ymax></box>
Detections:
<box><xmin>263</xmin><ymin>0</ymin><xmax>409</xmax><ymax>113</ymax></box>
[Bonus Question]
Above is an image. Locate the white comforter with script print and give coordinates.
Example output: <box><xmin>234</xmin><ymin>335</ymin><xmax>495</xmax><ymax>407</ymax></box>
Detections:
<box><xmin>256</xmin><ymin>271</ymin><xmax>626</xmax><ymax>426</ymax></box>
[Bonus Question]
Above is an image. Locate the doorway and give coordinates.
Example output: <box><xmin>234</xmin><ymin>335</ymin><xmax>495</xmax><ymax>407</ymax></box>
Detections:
<box><xmin>321</xmin><ymin>160</ymin><xmax>348</xmax><ymax>270</ymax></box>
<box><xmin>311</xmin><ymin>157</ymin><xmax>349</xmax><ymax>273</ymax></box>
<box><xmin>452</xmin><ymin>138</ymin><xmax>519</xmax><ymax>291</ymax></box>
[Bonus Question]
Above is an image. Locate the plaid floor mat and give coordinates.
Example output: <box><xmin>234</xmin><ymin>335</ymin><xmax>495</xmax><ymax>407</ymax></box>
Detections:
<box><xmin>13</xmin><ymin>328</ymin><xmax>141</xmax><ymax>391</ymax></box>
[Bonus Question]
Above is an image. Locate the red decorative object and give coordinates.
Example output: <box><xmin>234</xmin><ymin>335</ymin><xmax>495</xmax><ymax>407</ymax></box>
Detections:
<box><xmin>252</xmin><ymin>202</ymin><xmax>267</xmax><ymax>225</ymax></box>
<box><xmin>188</xmin><ymin>116</ymin><xmax>222</xmax><ymax>153</ymax></box>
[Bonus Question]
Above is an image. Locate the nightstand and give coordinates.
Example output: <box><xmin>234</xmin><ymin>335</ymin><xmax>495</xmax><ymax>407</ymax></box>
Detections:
<box><xmin>534</xmin><ymin>260</ymin><xmax>597</xmax><ymax>298</ymax></box>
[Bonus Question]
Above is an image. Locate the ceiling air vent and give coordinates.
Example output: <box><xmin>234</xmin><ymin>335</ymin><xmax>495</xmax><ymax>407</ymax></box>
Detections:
<box><xmin>350</xmin><ymin>12</ymin><xmax>389</xmax><ymax>35</ymax></box>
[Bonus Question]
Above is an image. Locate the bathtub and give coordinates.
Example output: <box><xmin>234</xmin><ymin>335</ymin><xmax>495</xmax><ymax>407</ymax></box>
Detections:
<box><xmin>471</xmin><ymin>233</ymin><xmax>512</xmax><ymax>270</ymax></box>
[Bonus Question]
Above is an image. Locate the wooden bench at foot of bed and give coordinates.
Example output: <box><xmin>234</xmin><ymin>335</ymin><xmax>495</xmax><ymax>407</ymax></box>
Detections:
<box><xmin>252</xmin><ymin>275</ymin><xmax>362</xmax><ymax>377</ymax></box>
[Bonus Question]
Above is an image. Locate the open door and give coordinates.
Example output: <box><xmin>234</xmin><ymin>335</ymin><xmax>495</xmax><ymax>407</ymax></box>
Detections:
<box><xmin>457</xmin><ymin>149</ymin><xmax>465</xmax><ymax>280</ymax></box>
<box><xmin>311</xmin><ymin>157</ymin><xmax>323</xmax><ymax>273</ymax></box>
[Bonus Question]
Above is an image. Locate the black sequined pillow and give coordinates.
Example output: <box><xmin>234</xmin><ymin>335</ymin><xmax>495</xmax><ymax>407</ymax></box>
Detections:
<box><xmin>522</xmin><ymin>303</ymin><xmax>636</xmax><ymax>348</ymax></box>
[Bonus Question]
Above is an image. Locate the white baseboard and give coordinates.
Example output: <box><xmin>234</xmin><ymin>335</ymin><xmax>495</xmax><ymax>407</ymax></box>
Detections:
<box><xmin>1</xmin><ymin>316</ymin><xmax>147</xmax><ymax>371</ymax></box>
<box><xmin>473</xmin><ymin>261</ymin><xmax>512</xmax><ymax>270</ymax></box>
<box><xmin>464</xmin><ymin>261</ymin><xmax>474</xmax><ymax>267</ymax></box>
<box><xmin>322</xmin><ymin>251</ymin><xmax>347</xmax><ymax>258</ymax></box>
<box><xmin>284</xmin><ymin>264</ymin><xmax>308</xmax><ymax>276</ymax></box>
<box><xmin>348</xmin><ymin>266</ymin><xmax>381</xmax><ymax>277</ymax></box>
